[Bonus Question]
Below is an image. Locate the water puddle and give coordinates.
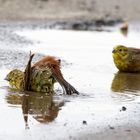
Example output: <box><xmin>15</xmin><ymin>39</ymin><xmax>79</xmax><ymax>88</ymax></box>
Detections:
<box><xmin>0</xmin><ymin>21</ymin><xmax>140</xmax><ymax>139</ymax></box>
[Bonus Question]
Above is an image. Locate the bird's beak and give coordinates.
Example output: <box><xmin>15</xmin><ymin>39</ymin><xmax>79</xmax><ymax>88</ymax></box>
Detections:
<box><xmin>112</xmin><ymin>49</ymin><xmax>116</xmax><ymax>53</ymax></box>
<box><xmin>4</xmin><ymin>76</ymin><xmax>8</xmax><ymax>81</ymax></box>
<box><xmin>58</xmin><ymin>59</ymin><xmax>61</xmax><ymax>64</ymax></box>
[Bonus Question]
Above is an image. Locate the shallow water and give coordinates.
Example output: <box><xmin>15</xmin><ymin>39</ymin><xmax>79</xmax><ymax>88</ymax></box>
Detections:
<box><xmin>0</xmin><ymin>22</ymin><xmax>140</xmax><ymax>140</ymax></box>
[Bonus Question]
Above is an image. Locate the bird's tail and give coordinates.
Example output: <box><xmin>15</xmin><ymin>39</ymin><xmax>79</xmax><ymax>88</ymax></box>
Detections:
<box><xmin>49</xmin><ymin>65</ymin><xmax>79</xmax><ymax>95</ymax></box>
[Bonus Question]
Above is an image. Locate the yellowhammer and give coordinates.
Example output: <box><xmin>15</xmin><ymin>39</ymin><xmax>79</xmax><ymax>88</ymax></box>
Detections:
<box><xmin>5</xmin><ymin>68</ymin><xmax>55</xmax><ymax>94</ymax></box>
<box><xmin>112</xmin><ymin>45</ymin><xmax>140</xmax><ymax>72</ymax></box>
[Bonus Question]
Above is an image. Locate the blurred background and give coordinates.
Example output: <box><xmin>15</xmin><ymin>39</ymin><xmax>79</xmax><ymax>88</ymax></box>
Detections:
<box><xmin>0</xmin><ymin>0</ymin><xmax>139</xmax><ymax>21</ymax></box>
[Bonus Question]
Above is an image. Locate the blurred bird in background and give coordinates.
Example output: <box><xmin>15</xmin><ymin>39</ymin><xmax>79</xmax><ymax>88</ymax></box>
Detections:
<box><xmin>120</xmin><ymin>21</ymin><xmax>128</xmax><ymax>36</ymax></box>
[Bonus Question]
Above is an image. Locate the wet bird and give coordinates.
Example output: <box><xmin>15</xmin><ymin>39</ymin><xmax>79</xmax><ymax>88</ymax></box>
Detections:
<box><xmin>5</xmin><ymin>55</ymin><xmax>79</xmax><ymax>95</ymax></box>
<box><xmin>32</xmin><ymin>56</ymin><xmax>79</xmax><ymax>95</ymax></box>
<box><xmin>5</xmin><ymin>68</ymin><xmax>55</xmax><ymax>94</ymax></box>
<box><xmin>112</xmin><ymin>45</ymin><xmax>140</xmax><ymax>72</ymax></box>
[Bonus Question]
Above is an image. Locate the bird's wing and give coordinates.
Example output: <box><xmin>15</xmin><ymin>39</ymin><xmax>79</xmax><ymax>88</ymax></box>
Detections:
<box><xmin>48</xmin><ymin>64</ymin><xmax>79</xmax><ymax>95</ymax></box>
<box><xmin>128</xmin><ymin>48</ymin><xmax>140</xmax><ymax>61</ymax></box>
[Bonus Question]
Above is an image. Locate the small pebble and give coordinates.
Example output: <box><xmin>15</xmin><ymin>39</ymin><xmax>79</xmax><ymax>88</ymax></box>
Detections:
<box><xmin>108</xmin><ymin>125</ymin><xmax>115</xmax><ymax>130</ymax></box>
<box><xmin>121</xmin><ymin>106</ymin><xmax>126</xmax><ymax>111</ymax></box>
<box><xmin>82</xmin><ymin>120</ymin><xmax>87</xmax><ymax>125</ymax></box>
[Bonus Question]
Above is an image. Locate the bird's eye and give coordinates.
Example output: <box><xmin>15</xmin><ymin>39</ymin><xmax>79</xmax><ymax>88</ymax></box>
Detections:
<box><xmin>119</xmin><ymin>49</ymin><xmax>122</xmax><ymax>51</ymax></box>
<box><xmin>58</xmin><ymin>59</ymin><xmax>61</xmax><ymax>64</ymax></box>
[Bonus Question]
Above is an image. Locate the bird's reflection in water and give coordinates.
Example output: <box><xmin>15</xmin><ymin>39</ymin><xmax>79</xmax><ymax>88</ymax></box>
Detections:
<box><xmin>6</xmin><ymin>92</ymin><xmax>64</xmax><ymax>129</ymax></box>
<box><xmin>111</xmin><ymin>72</ymin><xmax>140</xmax><ymax>93</ymax></box>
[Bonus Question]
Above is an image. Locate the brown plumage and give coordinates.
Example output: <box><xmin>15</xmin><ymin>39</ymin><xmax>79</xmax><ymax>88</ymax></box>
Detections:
<box><xmin>32</xmin><ymin>56</ymin><xmax>79</xmax><ymax>95</ymax></box>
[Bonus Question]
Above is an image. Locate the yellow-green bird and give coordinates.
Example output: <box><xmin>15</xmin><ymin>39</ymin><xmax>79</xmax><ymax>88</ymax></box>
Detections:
<box><xmin>5</xmin><ymin>68</ymin><xmax>55</xmax><ymax>94</ymax></box>
<box><xmin>5</xmin><ymin>69</ymin><xmax>24</xmax><ymax>90</ymax></box>
<box><xmin>112</xmin><ymin>45</ymin><xmax>140</xmax><ymax>72</ymax></box>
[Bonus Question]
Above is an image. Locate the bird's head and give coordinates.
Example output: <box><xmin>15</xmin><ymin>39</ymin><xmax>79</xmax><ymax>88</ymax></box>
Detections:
<box><xmin>112</xmin><ymin>45</ymin><xmax>128</xmax><ymax>59</ymax></box>
<box><xmin>5</xmin><ymin>69</ymin><xmax>19</xmax><ymax>81</ymax></box>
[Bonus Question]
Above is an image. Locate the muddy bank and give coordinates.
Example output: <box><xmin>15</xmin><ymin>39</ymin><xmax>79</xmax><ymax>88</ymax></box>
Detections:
<box><xmin>0</xmin><ymin>19</ymin><xmax>122</xmax><ymax>31</ymax></box>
